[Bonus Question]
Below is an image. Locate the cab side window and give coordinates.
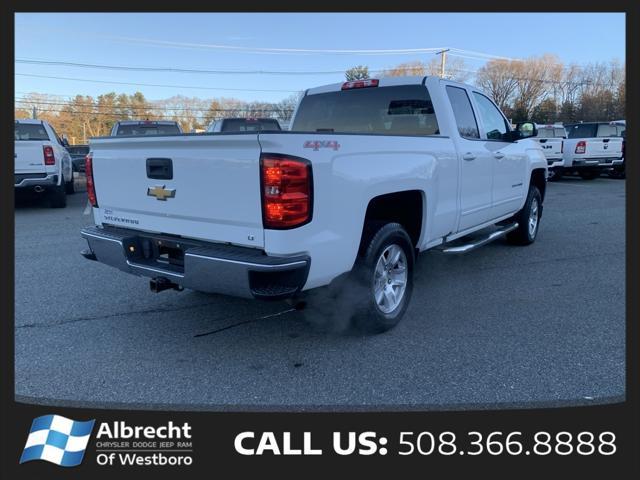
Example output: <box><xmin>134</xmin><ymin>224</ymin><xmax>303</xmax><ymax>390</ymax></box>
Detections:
<box><xmin>472</xmin><ymin>92</ymin><xmax>510</xmax><ymax>141</ymax></box>
<box><xmin>446</xmin><ymin>86</ymin><xmax>479</xmax><ymax>139</ymax></box>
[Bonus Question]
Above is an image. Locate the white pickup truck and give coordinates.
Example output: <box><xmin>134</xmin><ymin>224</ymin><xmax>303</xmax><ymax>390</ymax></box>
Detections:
<box><xmin>562</xmin><ymin>122</ymin><xmax>624</xmax><ymax>179</ymax></box>
<box><xmin>80</xmin><ymin>76</ymin><xmax>547</xmax><ymax>332</ymax></box>
<box><xmin>15</xmin><ymin>119</ymin><xmax>74</xmax><ymax>208</ymax></box>
<box><xmin>532</xmin><ymin>123</ymin><xmax>566</xmax><ymax>180</ymax></box>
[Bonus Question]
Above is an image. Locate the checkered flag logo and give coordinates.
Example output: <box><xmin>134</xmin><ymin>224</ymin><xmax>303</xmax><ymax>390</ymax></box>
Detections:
<box><xmin>20</xmin><ymin>415</ymin><xmax>95</xmax><ymax>467</ymax></box>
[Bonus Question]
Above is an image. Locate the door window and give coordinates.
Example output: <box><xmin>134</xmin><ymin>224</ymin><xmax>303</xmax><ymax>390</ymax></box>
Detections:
<box><xmin>472</xmin><ymin>92</ymin><xmax>510</xmax><ymax>140</ymax></box>
<box><xmin>446</xmin><ymin>86</ymin><xmax>479</xmax><ymax>139</ymax></box>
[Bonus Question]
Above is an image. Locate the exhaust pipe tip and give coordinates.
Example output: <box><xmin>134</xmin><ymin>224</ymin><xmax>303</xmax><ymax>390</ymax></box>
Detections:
<box><xmin>34</xmin><ymin>185</ymin><xmax>45</xmax><ymax>193</ymax></box>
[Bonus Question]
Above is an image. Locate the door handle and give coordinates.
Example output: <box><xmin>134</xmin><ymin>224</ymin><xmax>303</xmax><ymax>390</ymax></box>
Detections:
<box><xmin>462</xmin><ymin>153</ymin><xmax>476</xmax><ymax>161</ymax></box>
<box><xmin>494</xmin><ymin>152</ymin><xmax>505</xmax><ymax>159</ymax></box>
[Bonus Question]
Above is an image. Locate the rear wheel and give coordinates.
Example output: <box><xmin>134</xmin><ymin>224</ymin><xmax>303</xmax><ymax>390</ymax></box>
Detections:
<box><xmin>579</xmin><ymin>170</ymin><xmax>599</xmax><ymax>180</ymax></box>
<box><xmin>49</xmin><ymin>178</ymin><xmax>67</xmax><ymax>208</ymax></box>
<box><xmin>548</xmin><ymin>169</ymin><xmax>562</xmax><ymax>181</ymax></box>
<box><xmin>65</xmin><ymin>173</ymin><xmax>75</xmax><ymax>194</ymax></box>
<box><xmin>507</xmin><ymin>185</ymin><xmax>541</xmax><ymax>245</ymax></box>
<box><xmin>351</xmin><ymin>222</ymin><xmax>415</xmax><ymax>333</ymax></box>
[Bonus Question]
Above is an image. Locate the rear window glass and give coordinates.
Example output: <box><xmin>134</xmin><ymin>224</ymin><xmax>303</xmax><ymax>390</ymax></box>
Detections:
<box><xmin>115</xmin><ymin>123</ymin><xmax>181</xmax><ymax>136</ymax></box>
<box><xmin>15</xmin><ymin>123</ymin><xmax>50</xmax><ymax>141</ymax></box>
<box><xmin>566</xmin><ymin>124</ymin><xmax>597</xmax><ymax>138</ymax></box>
<box><xmin>292</xmin><ymin>85</ymin><xmax>439</xmax><ymax>136</ymax></box>
<box><xmin>536</xmin><ymin>127</ymin><xmax>566</xmax><ymax>138</ymax></box>
<box><xmin>67</xmin><ymin>146</ymin><xmax>90</xmax><ymax>156</ymax></box>
<box><xmin>221</xmin><ymin>119</ymin><xmax>281</xmax><ymax>132</ymax></box>
<box><xmin>596</xmin><ymin>124</ymin><xmax>619</xmax><ymax>137</ymax></box>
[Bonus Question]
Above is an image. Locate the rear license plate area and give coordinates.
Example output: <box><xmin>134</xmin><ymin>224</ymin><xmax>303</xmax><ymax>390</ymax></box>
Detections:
<box><xmin>124</xmin><ymin>236</ymin><xmax>186</xmax><ymax>272</ymax></box>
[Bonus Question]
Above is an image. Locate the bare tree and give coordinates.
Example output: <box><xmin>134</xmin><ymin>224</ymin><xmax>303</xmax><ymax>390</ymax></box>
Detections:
<box><xmin>380</xmin><ymin>61</ymin><xmax>427</xmax><ymax>77</ymax></box>
<box><xmin>475</xmin><ymin>59</ymin><xmax>520</xmax><ymax>112</ymax></box>
<box><xmin>345</xmin><ymin>65</ymin><xmax>370</xmax><ymax>81</ymax></box>
<box><xmin>425</xmin><ymin>56</ymin><xmax>471</xmax><ymax>83</ymax></box>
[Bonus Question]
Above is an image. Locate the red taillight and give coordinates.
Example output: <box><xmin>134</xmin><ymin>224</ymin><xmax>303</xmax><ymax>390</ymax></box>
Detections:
<box><xmin>43</xmin><ymin>146</ymin><xmax>55</xmax><ymax>165</ymax></box>
<box><xmin>341</xmin><ymin>79</ymin><xmax>379</xmax><ymax>90</ymax></box>
<box><xmin>261</xmin><ymin>155</ymin><xmax>312</xmax><ymax>229</ymax></box>
<box><xmin>85</xmin><ymin>153</ymin><xmax>98</xmax><ymax>207</ymax></box>
<box><xmin>575</xmin><ymin>140</ymin><xmax>586</xmax><ymax>154</ymax></box>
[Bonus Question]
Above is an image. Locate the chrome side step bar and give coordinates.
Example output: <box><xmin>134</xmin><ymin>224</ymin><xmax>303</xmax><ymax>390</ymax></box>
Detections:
<box><xmin>440</xmin><ymin>223</ymin><xmax>519</xmax><ymax>255</ymax></box>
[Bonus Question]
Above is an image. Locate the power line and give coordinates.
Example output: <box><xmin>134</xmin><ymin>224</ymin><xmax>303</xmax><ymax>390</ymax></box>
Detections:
<box><xmin>30</xmin><ymin>29</ymin><xmax>448</xmax><ymax>55</ymax></box>
<box><xmin>15</xmin><ymin>73</ymin><xmax>302</xmax><ymax>93</ymax></box>
<box><xmin>16</xmin><ymin>58</ymin><xmax>373</xmax><ymax>76</ymax></box>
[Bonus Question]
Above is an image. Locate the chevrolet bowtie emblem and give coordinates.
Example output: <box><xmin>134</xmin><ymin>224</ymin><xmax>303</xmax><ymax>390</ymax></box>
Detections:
<box><xmin>147</xmin><ymin>185</ymin><xmax>176</xmax><ymax>201</ymax></box>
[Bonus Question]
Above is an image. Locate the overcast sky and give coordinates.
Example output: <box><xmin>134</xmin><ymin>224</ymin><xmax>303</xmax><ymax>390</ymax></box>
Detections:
<box><xmin>15</xmin><ymin>12</ymin><xmax>626</xmax><ymax>103</ymax></box>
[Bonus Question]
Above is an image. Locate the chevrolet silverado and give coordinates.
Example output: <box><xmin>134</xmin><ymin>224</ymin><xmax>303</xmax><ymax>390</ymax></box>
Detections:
<box><xmin>80</xmin><ymin>76</ymin><xmax>547</xmax><ymax>332</ymax></box>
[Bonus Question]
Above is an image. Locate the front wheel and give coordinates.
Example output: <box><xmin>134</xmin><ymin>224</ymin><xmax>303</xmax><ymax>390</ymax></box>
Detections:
<box><xmin>351</xmin><ymin>222</ymin><xmax>415</xmax><ymax>333</ymax></box>
<box><xmin>507</xmin><ymin>185</ymin><xmax>542</xmax><ymax>245</ymax></box>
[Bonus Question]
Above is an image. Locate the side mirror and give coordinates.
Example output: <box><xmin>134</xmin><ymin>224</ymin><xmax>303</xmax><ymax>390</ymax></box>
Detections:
<box><xmin>61</xmin><ymin>137</ymin><xmax>70</xmax><ymax>147</ymax></box>
<box><xmin>515</xmin><ymin>122</ymin><xmax>537</xmax><ymax>139</ymax></box>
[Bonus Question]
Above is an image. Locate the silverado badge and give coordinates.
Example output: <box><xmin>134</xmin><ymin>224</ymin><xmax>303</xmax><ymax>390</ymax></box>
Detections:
<box><xmin>147</xmin><ymin>185</ymin><xmax>176</xmax><ymax>201</ymax></box>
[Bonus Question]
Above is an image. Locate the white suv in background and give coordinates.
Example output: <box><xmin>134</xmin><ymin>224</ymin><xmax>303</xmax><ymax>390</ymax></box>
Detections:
<box><xmin>532</xmin><ymin>123</ymin><xmax>566</xmax><ymax>180</ymax></box>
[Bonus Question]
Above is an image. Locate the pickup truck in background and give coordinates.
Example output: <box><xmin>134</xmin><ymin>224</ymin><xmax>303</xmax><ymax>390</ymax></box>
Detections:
<box><xmin>81</xmin><ymin>76</ymin><xmax>547</xmax><ymax>333</ymax></box>
<box><xmin>66</xmin><ymin>144</ymin><xmax>90</xmax><ymax>173</ymax></box>
<box><xmin>15</xmin><ymin>119</ymin><xmax>74</xmax><ymax>208</ymax></box>
<box><xmin>608</xmin><ymin>120</ymin><xmax>626</xmax><ymax>179</ymax></box>
<box><xmin>532</xmin><ymin>123</ymin><xmax>566</xmax><ymax>180</ymax></box>
<box><xmin>110</xmin><ymin>120</ymin><xmax>183</xmax><ymax>136</ymax></box>
<box><xmin>207</xmin><ymin>117</ymin><xmax>282</xmax><ymax>133</ymax></box>
<box><xmin>562</xmin><ymin>122</ymin><xmax>624</xmax><ymax>179</ymax></box>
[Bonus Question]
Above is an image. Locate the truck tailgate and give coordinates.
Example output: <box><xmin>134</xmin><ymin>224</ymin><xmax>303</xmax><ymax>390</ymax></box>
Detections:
<box><xmin>14</xmin><ymin>141</ymin><xmax>47</xmax><ymax>174</ymax></box>
<box><xmin>90</xmin><ymin>134</ymin><xmax>265</xmax><ymax>248</ymax></box>
<box><xmin>535</xmin><ymin>138</ymin><xmax>563</xmax><ymax>158</ymax></box>
<box><xmin>585</xmin><ymin>137</ymin><xmax>623</xmax><ymax>157</ymax></box>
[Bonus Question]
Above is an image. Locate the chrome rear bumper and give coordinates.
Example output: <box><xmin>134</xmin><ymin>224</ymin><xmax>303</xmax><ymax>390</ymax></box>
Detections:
<box><xmin>81</xmin><ymin>226</ymin><xmax>310</xmax><ymax>299</ymax></box>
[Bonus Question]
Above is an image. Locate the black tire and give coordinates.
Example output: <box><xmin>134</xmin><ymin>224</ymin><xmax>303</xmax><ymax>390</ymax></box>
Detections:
<box><xmin>507</xmin><ymin>185</ymin><xmax>542</xmax><ymax>246</ymax></box>
<box><xmin>608</xmin><ymin>166</ymin><xmax>625</xmax><ymax>179</ymax></box>
<box><xmin>65</xmin><ymin>173</ymin><xmax>75</xmax><ymax>194</ymax></box>
<box><xmin>579</xmin><ymin>170</ymin><xmax>599</xmax><ymax>180</ymax></box>
<box><xmin>350</xmin><ymin>222</ymin><xmax>415</xmax><ymax>333</ymax></box>
<box><xmin>299</xmin><ymin>222</ymin><xmax>414</xmax><ymax>334</ymax></box>
<box><xmin>548</xmin><ymin>169</ymin><xmax>562</xmax><ymax>181</ymax></box>
<box><xmin>49</xmin><ymin>180</ymin><xmax>67</xmax><ymax>208</ymax></box>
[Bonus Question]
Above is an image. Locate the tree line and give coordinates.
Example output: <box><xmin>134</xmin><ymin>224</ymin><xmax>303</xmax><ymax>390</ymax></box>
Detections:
<box><xmin>15</xmin><ymin>92</ymin><xmax>301</xmax><ymax>144</ymax></box>
<box><xmin>345</xmin><ymin>54</ymin><xmax>625</xmax><ymax>124</ymax></box>
<box><xmin>15</xmin><ymin>54</ymin><xmax>624</xmax><ymax>144</ymax></box>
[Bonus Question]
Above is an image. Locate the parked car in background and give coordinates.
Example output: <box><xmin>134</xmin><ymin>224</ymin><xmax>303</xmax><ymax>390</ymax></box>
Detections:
<box><xmin>81</xmin><ymin>76</ymin><xmax>546</xmax><ymax>333</ymax></box>
<box><xmin>66</xmin><ymin>144</ymin><xmax>90</xmax><ymax>173</ymax></box>
<box><xmin>608</xmin><ymin>120</ymin><xmax>626</xmax><ymax>179</ymax></box>
<box><xmin>532</xmin><ymin>123</ymin><xmax>566</xmax><ymax>180</ymax></box>
<box><xmin>207</xmin><ymin>118</ymin><xmax>282</xmax><ymax>133</ymax></box>
<box><xmin>15</xmin><ymin>119</ymin><xmax>74</xmax><ymax>207</ymax></box>
<box><xmin>110</xmin><ymin>120</ymin><xmax>183</xmax><ymax>136</ymax></box>
<box><xmin>561</xmin><ymin>122</ymin><xmax>624</xmax><ymax>179</ymax></box>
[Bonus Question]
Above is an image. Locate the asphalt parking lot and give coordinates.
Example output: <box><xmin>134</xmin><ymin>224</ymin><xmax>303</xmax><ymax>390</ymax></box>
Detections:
<box><xmin>14</xmin><ymin>175</ymin><xmax>625</xmax><ymax>411</ymax></box>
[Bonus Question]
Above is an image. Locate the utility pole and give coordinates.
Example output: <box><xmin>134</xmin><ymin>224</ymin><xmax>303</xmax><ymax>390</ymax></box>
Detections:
<box><xmin>82</xmin><ymin>122</ymin><xmax>87</xmax><ymax>144</ymax></box>
<box><xmin>435</xmin><ymin>48</ymin><xmax>450</xmax><ymax>79</ymax></box>
<box><xmin>32</xmin><ymin>106</ymin><xmax>37</xmax><ymax>119</ymax></box>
